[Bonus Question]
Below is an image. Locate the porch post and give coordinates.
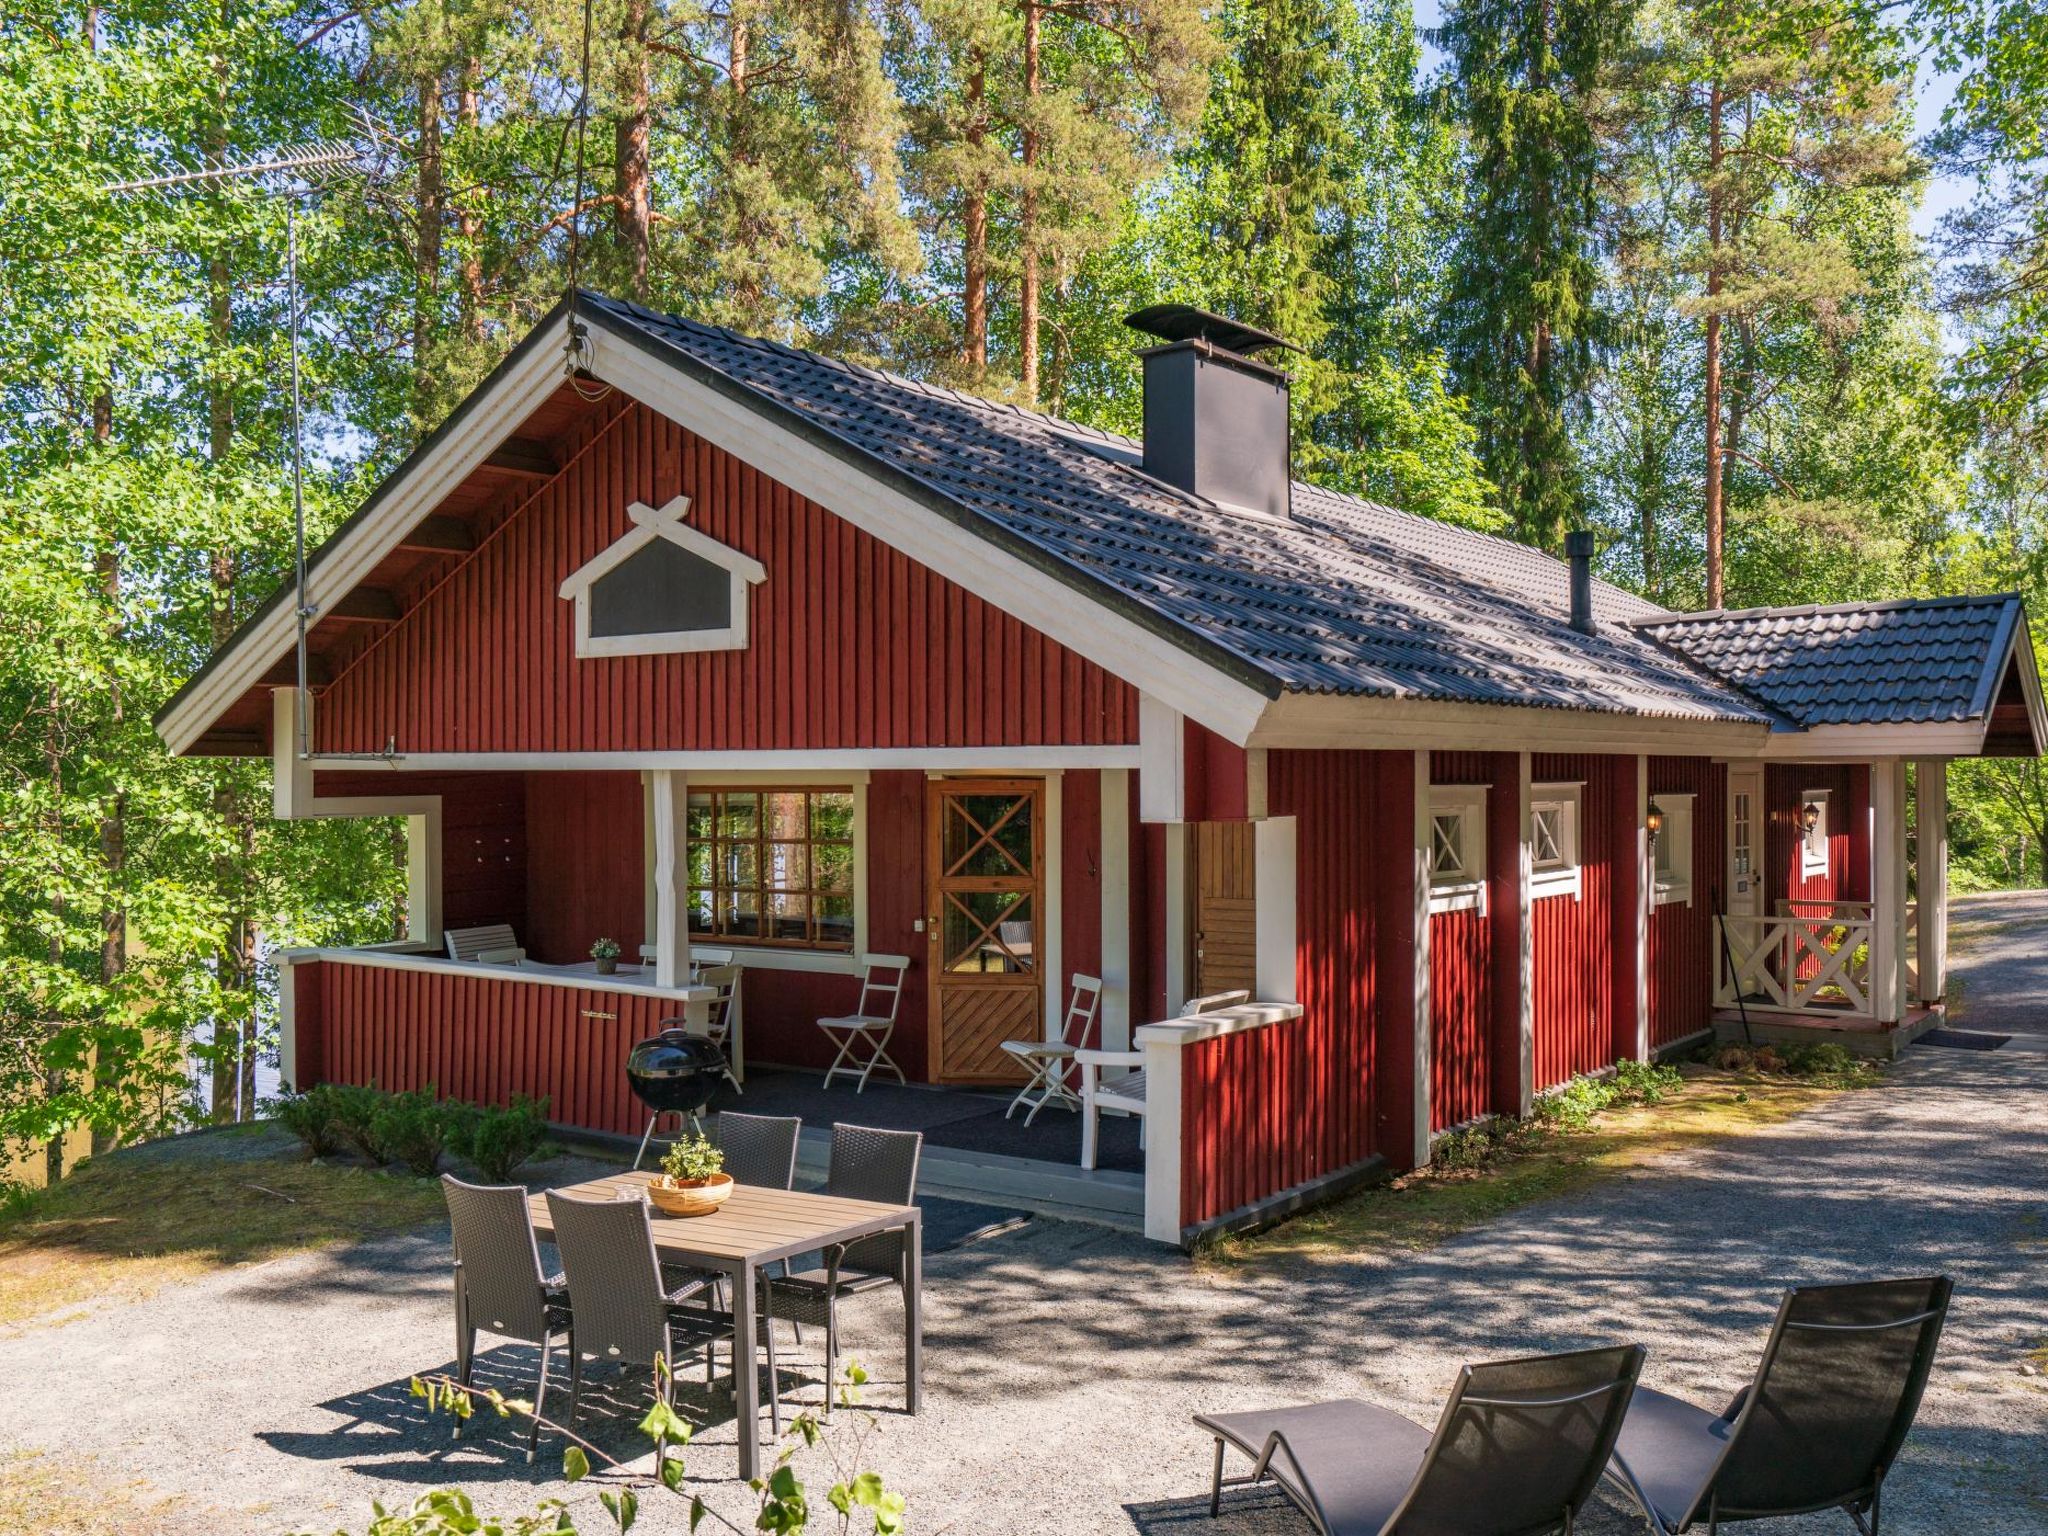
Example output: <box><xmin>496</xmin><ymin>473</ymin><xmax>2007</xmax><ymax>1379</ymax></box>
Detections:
<box><xmin>1868</xmin><ymin>759</ymin><xmax>1909</xmax><ymax>1023</ymax></box>
<box><xmin>1916</xmin><ymin>759</ymin><xmax>1949</xmax><ymax>1005</ymax></box>
<box><xmin>1099</xmin><ymin>768</ymin><xmax>1133</xmax><ymax>1052</ymax></box>
<box><xmin>650</xmin><ymin>769</ymin><xmax>692</xmax><ymax>989</ymax></box>
<box><xmin>1410</xmin><ymin>749</ymin><xmax>1433</xmax><ymax>1168</ymax></box>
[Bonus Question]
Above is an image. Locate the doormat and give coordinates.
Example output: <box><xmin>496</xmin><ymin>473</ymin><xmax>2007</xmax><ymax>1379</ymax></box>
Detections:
<box><xmin>1916</xmin><ymin>1029</ymin><xmax>2010</xmax><ymax>1051</ymax></box>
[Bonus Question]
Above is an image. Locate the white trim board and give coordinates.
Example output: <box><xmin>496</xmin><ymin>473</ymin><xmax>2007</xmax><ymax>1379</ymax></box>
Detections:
<box><xmin>558</xmin><ymin>493</ymin><xmax>768</xmax><ymax>658</ymax></box>
<box><xmin>284</xmin><ymin>745</ymin><xmax>1140</xmax><ymax>772</ymax></box>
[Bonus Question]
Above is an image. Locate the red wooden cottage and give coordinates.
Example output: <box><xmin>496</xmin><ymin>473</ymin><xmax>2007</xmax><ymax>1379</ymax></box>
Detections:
<box><xmin>156</xmin><ymin>297</ymin><xmax>2047</xmax><ymax>1246</ymax></box>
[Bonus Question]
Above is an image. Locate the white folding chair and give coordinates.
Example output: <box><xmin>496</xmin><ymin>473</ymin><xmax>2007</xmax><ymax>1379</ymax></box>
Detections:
<box><xmin>1075</xmin><ymin>989</ymin><xmax>1249</xmax><ymax>1169</ymax></box>
<box><xmin>817</xmin><ymin>954</ymin><xmax>911</xmax><ymax>1092</ymax></box>
<box><xmin>1000</xmin><ymin>974</ymin><xmax>1102</xmax><ymax>1125</ymax></box>
<box><xmin>693</xmin><ymin>964</ymin><xmax>746</xmax><ymax>1091</ymax></box>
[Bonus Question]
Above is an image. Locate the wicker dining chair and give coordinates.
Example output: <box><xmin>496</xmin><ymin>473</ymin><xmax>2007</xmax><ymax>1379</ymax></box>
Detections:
<box><xmin>545</xmin><ymin>1189</ymin><xmax>778</xmax><ymax>1445</ymax></box>
<box><xmin>760</xmin><ymin>1123</ymin><xmax>921</xmax><ymax>1416</ymax></box>
<box><xmin>441</xmin><ymin>1175</ymin><xmax>573</xmax><ymax>1462</ymax></box>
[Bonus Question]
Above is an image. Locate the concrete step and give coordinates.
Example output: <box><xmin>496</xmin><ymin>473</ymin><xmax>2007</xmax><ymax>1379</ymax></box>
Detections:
<box><xmin>795</xmin><ymin>1126</ymin><xmax>1144</xmax><ymax>1229</ymax></box>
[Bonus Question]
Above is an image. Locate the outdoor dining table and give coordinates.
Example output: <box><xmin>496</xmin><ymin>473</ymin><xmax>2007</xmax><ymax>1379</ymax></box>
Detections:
<box><xmin>526</xmin><ymin>1169</ymin><xmax>922</xmax><ymax>1480</ymax></box>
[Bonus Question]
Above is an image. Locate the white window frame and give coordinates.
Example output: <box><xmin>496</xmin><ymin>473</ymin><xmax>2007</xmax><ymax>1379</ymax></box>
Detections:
<box><xmin>558</xmin><ymin>494</ymin><xmax>767</xmax><ymax>659</ymax></box>
<box><xmin>1530</xmin><ymin>781</ymin><xmax>1584</xmax><ymax>900</ymax></box>
<box><xmin>1427</xmin><ymin>785</ymin><xmax>1488</xmax><ymax>915</ymax></box>
<box><xmin>1651</xmin><ymin>792</ymin><xmax>1695</xmax><ymax>908</ymax></box>
<box><xmin>1799</xmin><ymin>787</ymin><xmax>1832</xmax><ymax>880</ymax></box>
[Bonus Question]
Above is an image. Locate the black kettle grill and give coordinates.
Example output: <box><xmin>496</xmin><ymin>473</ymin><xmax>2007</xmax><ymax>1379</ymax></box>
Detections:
<box><xmin>626</xmin><ymin>1029</ymin><xmax>731</xmax><ymax>1169</ymax></box>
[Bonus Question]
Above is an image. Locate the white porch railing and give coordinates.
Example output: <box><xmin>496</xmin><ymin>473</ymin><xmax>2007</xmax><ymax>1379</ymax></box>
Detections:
<box><xmin>1716</xmin><ymin>909</ymin><xmax>1876</xmax><ymax>1018</ymax></box>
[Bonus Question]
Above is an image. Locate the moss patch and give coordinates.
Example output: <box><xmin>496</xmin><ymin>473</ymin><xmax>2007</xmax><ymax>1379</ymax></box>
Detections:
<box><xmin>1211</xmin><ymin>1067</ymin><xmax>1879</xmax><ymax>1267</ymax></box>
<box><xmin>0</xmin><ymin>1140</ymin><xmax>445</xmax><ymax>1331</ymax></box>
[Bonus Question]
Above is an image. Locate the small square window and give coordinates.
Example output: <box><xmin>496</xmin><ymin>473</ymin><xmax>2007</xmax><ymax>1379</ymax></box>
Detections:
<box><xmin>1427</xmin><ymin>786</ymin><xmax>1488</xmax><ymax>914</ymax></box>
<box><xmin>1531</xmin><ymin>783</ymin><xmax>1583</xmax><ymax>899</ymax></box>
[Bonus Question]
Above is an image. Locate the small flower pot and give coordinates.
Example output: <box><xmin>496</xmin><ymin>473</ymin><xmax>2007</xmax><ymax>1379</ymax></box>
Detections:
<box><xmin>593</xmin><ymin>956</ymin><xmax>618</xmax><ymax>976</ymax></box>
<box><xmin>647</xmin><ymin>1172</ymin><xmax>733</xmax><ymax>1218</ymax></box>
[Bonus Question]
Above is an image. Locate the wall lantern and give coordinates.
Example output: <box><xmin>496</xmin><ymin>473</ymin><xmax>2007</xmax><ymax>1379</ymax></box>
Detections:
<box><xmin>1799</xmin><ymin>801</ymin><xmax>1822</xmax><ymax>835</ymax></box>
<box><xmin>1644</xmin><ymin>805</ymin><xmax>1664</xmax><ymax>847</ymax></box>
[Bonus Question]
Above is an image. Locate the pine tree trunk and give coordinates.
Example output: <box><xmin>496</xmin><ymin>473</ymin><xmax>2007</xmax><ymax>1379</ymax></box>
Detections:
<box><xmin>1018</xmin><ymin>2</ymin><xmax>1041</xmax><ymax>404</ymax></box>
<box><xmin>457</xmin><ymin>60</ymin><xmax>485</xmax><ymax>343</ymax></box>
<box><xmin>616</xmin><ymin>0</ymin><xmax>652</xmax><ymax>303</ymax></box>
<box><xmin>414</xmin><ymin>71</ymin><xmax>445</xmax><ymax>416</ymax></box>
<box><xmin>1702</xmin><ymin>80</ymin><xmax>1725</xmax><ymax>609</ymax></box>
<box><xmin>962</xmin><ymin>55</ymin><xmax>989</xmax><ymax>371</ymax></box>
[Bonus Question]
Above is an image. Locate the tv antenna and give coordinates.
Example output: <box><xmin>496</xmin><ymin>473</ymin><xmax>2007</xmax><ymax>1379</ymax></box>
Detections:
<box><xmin>104</xmin><ymin>126</ymin><xmax>375</xmax><ymax>762</ymax></box>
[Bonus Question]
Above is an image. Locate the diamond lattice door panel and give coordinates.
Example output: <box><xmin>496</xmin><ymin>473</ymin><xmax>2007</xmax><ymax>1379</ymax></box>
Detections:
<box><xmin>928</xmin><ymin>779</ymin><xmax>1043</xmax><ymax>1083</ymax></box>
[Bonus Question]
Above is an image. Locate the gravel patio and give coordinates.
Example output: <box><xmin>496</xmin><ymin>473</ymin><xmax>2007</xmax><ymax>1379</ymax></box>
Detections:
<box><xmin>2</xmin><ymin>1034</ymin><xmax>2044</xmax><ymax>1534</ymax></box>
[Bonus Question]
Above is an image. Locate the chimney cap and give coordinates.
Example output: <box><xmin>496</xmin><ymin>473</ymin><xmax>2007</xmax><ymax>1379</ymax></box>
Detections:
<box><xmin>1124</xmin><ymin>303</ymin><xmax>1297</xmax><ymax>359</ymax></box>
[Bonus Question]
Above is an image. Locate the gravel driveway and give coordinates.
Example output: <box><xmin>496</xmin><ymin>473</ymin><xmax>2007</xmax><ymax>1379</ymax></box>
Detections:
<box><xmin>2</xmin><ymin>1043</ymin><xmax>2043</xmax><ymax>1532</ymax></box>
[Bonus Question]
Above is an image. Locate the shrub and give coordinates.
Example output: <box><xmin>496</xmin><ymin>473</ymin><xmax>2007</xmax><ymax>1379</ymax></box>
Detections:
<box><xmin>1533</xmin><ymin>1076</ymin><xmax>1614</xmax><ymax>1130</ymax></box>
<box><xmin>271</xmin><ymin>1086</ymin><xmax>346</xmax><ymax>1158</ymax></box>
<box><xmin>371</xmin><ymin>1088</ymin><xmax>457</xmax><ymax>1177</ymax></box>
<box><xmin>1610</xmin><ymin>1058</ymin><xmax>1683</xmax><ymax>1106</ymax></box>
<box><xmin>1781</xmin><ymin>1042</ymin><xmax>1858</xmax><ymax>1078</ymax></box>
<box><xmin>1432</xmin><ymin>1116</ymin><xmax>1514</xmax><ymax>1171</ymax></box>
<box><xmin>327</xmin><ymin>1082</ymin><xmax>391</xmax><ymax>1163</ymax></box>
<box><xmin>461</xmin><ymin>1096</ymin><xmax>556</xmax><ymax>1184</ymax></box>
<box><xmin>661</xmin><ymin>1134</ymin><xmax>724</xmax><ymax>1183</ymax></box>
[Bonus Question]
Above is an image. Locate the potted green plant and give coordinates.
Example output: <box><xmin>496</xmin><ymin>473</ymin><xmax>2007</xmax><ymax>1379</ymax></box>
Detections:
<box><xmin>589</xmin><ymin>936</ymin><xmax>621</xmax><ymax>975</ymax></box>
<box><xmin>649</xmin><ymin>1133</ymin><xmax>732</xmax><ymax>1216</ymax></box>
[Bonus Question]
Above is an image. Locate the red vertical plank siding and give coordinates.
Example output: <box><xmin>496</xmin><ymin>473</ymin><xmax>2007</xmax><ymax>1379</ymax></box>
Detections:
<box><xmin>1177</xmin><ymin>750</ymin><xmax>1404</xmax><ymax>1231</ymax></box>
<box><xmin>1061</xmin><ymin>771</ymin><xmax>1103</xmax><ymax>1028</ymax></box>
<box><xmin>1427</xmin><ymin>751</ymin><xmax>1495</xmax><ymax>1131</ymax></box>
<box><xmin>1182</xmin><ymin>720</ymin><xmax>1250</xmax><ymax>821</ymax></box>
<box><xmin>523</xmin><ymin>771</ymin><xmax>646</xmax><ymax>964</ymax></box>
<box><xmin>312</xmin><ymin>402</ymin><xmax>1137</xmax><ymax>755</ymax></box>
<box><xmin>315</xmin><ymin>771</ymin><xmax>529</xmax><ymax>932</ymax></box>
<box><xmin>1647</xmin><ymin>757</ymin><xmax>1725</xmax><ymax>1048</ymax></box>
<box><xmin>1485</xmin><ymin>751</ymin><xmax>1524</xmax><ymax>1115</ymax></box>
<box><xmin>289</xmin><ymin>961</ymin><xmax>326</xmax><ymax>1090</ymax></box>
<box><xmin>1767</xmin><ymin>763</ymin><xmax>1857</xmax><ymax>909</ymax></box>
<box><xmin>1529</xmin><ymin>753</ymin><xmax>1620</xmax><ymax>1091</ymax></box>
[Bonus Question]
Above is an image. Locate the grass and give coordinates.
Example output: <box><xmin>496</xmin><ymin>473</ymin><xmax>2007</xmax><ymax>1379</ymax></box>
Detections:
<box><xmin>0</xmin><ymin>1130</ymin><xmax>446</xmax><ymax>1332</ymax></box>
<box><xmin>1210</xmin><ymin>1060</ymin><xmax>1884</xmax><ymax>1266</ymax></box>
<box><xmin>0</xmin><ymin>1450</ymin><xmax>207</xmax><ymax>1536</ymax></box>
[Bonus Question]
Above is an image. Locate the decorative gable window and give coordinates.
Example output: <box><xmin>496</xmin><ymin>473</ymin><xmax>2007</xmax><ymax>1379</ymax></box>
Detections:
<box><xmin>1530</xmin><ymin>782</ymin><xmax>1584</xmax><ymax>900</ymax></box>
<box><xmin>1651</xmin><ymin>792</ymin><xmax>1695</xmax><ymax>907</ymax></box>
<box><xmin>557</xmin><ymin>494</ymin><xmax>767</xmax><ymax>659</ymax></box>
<box><xmin>1427</xmin><ymin>785</ymin><xmax>1488</xmax><ymax>914</ymax></box>
<box><xmin>1799</xmin><ymin>788</ymin><xmax>1831</xmax><ymax>879</ymax></box>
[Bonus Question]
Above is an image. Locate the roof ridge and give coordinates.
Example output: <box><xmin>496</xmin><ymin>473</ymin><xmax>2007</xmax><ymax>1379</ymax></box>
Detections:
<box><xmin>1638</xmin><ymin>592</ymin><xmax>2021</xmax><ymax>628</ymax></box>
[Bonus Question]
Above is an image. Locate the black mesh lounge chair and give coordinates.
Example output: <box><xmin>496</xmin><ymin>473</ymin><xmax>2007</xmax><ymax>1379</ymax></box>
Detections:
<box><xmin>761</xmin><ymin>1123</ymin><xmax>921</xmax><ymax>1416</ymax></box>
<box><xmin>1197</xmin><ymin>1344</ymin><xmax>1645</xmax><ymax>1536</ymax></box>
<box><xmin>441</xmin><ymin>1175</ymin><xmax>574</xmax><ymax>1462</ymax></box>
<box><xmin>544</xmin><ymin>1190</ymin><xmax>774</xmax><ymax>1447</ymax></box>
<box><xmin>1607</xmin><ymin>1276</ymin><xmax>1952</xmax><ymax>1535</ymax></box>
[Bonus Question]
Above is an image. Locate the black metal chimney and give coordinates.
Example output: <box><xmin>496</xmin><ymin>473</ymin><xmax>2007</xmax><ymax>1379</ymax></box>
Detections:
<box><xmin>1565</xmin><ymin>529</ymin><xmax>1596</xmax><ymax>635</ymax></box>
<box><xmin>1125</xmin><ymin>304</ymin><xmax>1295</xmax><ymax>519</ymax></box>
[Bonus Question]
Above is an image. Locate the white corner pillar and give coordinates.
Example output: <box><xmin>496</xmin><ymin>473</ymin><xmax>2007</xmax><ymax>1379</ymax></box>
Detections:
<box><xmin>1099</xmin><ymin>768</ymin><xmax>1133</xmax><ymax>1052</ymax></box>
<box><xmin>649</xmin><ymin>769</ymin><xmax>692</xmax><ymax>989</ymax></box>
<box><xmin>1254</xmin><ymin>816</ymin><xmax>1298</xmax><ymax>1003</ymax></box>
<box><xmin>1411</xmin><ymin>749</ymin><xmax>1433</xmax><ymax>1168</ymax></box>
<box><xmin>1137</xmin><ymin>693</ymin><xmax>1186</xmax><ymax>824</ymax></box>
<box><xmin>1140</xmin><ymin>1026</ymin><xmax>1185</xmax><ymax>1244</ymax></box>
<box><xmin>1868</xmin><ymin>759</ymin><xmax>1910</xmax><ymax>1023</ymax></box>
<box><xmin>1631</xmin><ymin>754</ymin><xmax>1650</xmax><ymax>1062</ymax></box>
<box><xmin>1513</xmin><ymin>750</ymin><xmax>1534</xmax><ymax>1117</ymax></box>
<box><xmin>1915</xmin><ymin>759</ymin><xmax>1949</xmax><ymax>1005</ymax></box>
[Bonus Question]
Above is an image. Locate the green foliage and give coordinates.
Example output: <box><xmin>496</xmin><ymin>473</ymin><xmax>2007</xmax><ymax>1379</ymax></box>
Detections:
<box><xmin>460</xmin><ymin>1096</ymin><xmax>557</xmax><ymax>1184</ymax></box>
<box><xmin>1609</xmin><ymin>1057</ymin><xmax>1683</xmax><ymax>1106</ymax></box>
<box><xmin>326</xmin><ymin>1083</ymin><xmax>392</xmax><ymax>1166</ymax></box>
<box><xmin>661</xmin><ymin>1134</ymin><xmax>725</xmax><ymax>1184</ymax></box>
<box><xmin>1431</xmin><ymin>1116</ymin><xmax>1516</xmax><ymax>1170</ymax></box>
<box><xmin>589</xmin><ymin>937</ymin><xmax>622</xmax><ymax>961</ymax></box>
<box><xmin>271</xmin><ymin>1087</ymin><xmax>347</xmax><ymax>1159</ymax></box>
<box><xmin>370</xmin><ymin>1088</ymin><xmax>458</xmax><ymax>1178</ymax></box>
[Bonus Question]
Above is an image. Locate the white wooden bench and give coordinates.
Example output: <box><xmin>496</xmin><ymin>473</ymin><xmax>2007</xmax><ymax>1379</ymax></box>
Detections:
<box><xmin>445</xmin><ymin>923</ymin><xmax>526</xmax><ymax>965</ymax></box>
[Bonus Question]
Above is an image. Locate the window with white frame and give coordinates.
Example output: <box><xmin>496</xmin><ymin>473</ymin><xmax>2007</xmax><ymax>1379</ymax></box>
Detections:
<box><xmin>558</xmin><ymin>495</ymin><xmax>767</xmax><ymax>659</ymax></box>
<box><xmin>1799</xmin><ymin>788</ymin><xmax>1831</xmax><ymax>879</ymax></box>
<box><xmin>1530</xmin><ymin>783</ymin><xmax>1583</xmax><ymax>899</ymax></box>
<box><xmin>1427</xmin><ymin>786</ymin><xmax>1488</xmax><ymax>913</ymax></box>
<box><xmin>1651</xmin><ymin>792</ymin><xmax>1695</xmax><ymax>906</ymax></box>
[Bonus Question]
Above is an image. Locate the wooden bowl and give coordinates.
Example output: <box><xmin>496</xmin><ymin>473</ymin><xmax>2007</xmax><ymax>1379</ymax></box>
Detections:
<box><xmin>647</xmin><ymin>1172</ymin><xmax>733</xmax><ymax>1217</ymax></box>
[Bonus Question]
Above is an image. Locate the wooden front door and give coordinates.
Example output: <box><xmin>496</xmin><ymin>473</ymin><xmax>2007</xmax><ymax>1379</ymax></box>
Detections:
<box><xmin>927</xmin><ymin>779</ymin><xmax>1044</xmax><ymax>1083</ymax></box>
<box><xmin>1194</xmin><ymin>821</ymin><xmax>1257</xmax><ymax>999</ymax></box>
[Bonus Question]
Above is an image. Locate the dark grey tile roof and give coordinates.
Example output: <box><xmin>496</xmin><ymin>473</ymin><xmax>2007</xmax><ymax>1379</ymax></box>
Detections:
<box><xmin>1637</xmin><ymin>596</ymin><xmax>2024</xmax><ymax>727</ymax></box>
<box><xmin>589</xmin><ymin>295</ymin><xmax>1769</xmax><ymax>724</ymax></box>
